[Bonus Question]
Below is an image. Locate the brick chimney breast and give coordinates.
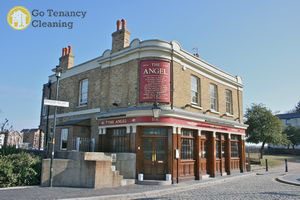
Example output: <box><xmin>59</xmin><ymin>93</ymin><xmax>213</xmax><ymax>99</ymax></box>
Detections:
<box><xmin>59</xmin><ymin>45</ymin><xmax>74</xmax><ymax>71</ymax></box>
<box><xmin>111</xmin><ymin>19</ymin><xmax>131</xmax><ymax>53</ymax></box>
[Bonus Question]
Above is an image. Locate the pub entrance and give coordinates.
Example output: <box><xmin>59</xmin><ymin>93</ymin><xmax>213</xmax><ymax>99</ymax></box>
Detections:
<box><xmin>142</xmin><ymin>127</ymin><xmax>168</xmax><ymax>180</ymax></box>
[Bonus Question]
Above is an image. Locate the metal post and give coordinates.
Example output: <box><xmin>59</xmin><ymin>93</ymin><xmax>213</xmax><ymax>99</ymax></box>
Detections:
<box><xmin>265</xmin><ymin>159</ymin><xmax>268</xmax><ymax>172</ymax></box>
<box><xmin>285</xmin><ymin>159</ymin><xmax>288</xmax><ymax>172</ymax></box>
<box><xmin>49</xmin><ymin>73</ymin><xmax>60</xmax><ymax>187</ymax></box>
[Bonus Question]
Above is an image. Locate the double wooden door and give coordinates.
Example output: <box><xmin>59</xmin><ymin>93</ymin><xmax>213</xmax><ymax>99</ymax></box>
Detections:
<box><xmin>142</xmin><ymin>135</ymin><xmax>168</xmax><ymax>180</ymax></box>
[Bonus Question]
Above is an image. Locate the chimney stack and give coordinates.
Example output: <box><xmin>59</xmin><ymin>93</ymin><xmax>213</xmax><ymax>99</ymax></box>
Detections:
<box><xmin>59</xmin><ymin>45</ymin><xmax>74</xmax><ymax>71</ymax></box>
<box><xmin>112</xmin><ymin>19</ymin><xmax>130</xmax><ymax>53</ymax></box>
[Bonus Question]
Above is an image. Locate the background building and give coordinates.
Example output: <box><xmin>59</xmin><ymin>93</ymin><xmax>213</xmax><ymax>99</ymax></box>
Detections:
<box><xmin>41</xmin><ymin>20</ymin><xmax>247</xmax><ymax>183</ymax></box>
<box><xmin>21</xmin><ymin>128</ymin><xmax>44</xmax><ymax>150</ymax></box>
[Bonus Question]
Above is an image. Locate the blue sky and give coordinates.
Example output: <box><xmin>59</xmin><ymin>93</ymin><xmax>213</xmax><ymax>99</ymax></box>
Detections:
<box><xmin>0</xmin><ymin>0</ymin><xmax>299</xmax><ymax>131</ymax></box>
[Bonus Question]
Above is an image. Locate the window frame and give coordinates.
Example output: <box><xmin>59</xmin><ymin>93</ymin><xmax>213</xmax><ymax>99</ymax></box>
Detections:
<box><xmin>209</xmin><ymin>83</ymin><xmax>218</xmax><ymax>111</ymax></box>
<box><xmin>110</xmin><ymin>127</ymin><xmax>129</xmax><ymax>153</ymax></box>
<box><xmin>180</xmin><ymin>129</ymin><xmax>195</xmax><ymax>160</ymax></box>
<box><xmin>225</xmin><ymin>89</ymin><xmax>233</xmax><ymax>115</ymax></box>
<box><xmin>230</xmin><ymin>135</ymin><xmax>239</xmax><ymax>158</ymax></box>
<box><xmin>191</xmin><ymin>75</ymin><xmax>201</xmax><ymax>105</ymax></box>
<box><xmin>60</xmin><ymin>128</ymin><xmax>69</xmax><ymax>150</ymax></box>
<box><xmin>79</xmin><ymin>79</ymin><xmax>89</xmax><ymax>106</ymax></box>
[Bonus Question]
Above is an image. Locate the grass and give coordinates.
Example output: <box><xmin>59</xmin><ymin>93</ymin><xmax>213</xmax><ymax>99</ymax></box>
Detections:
<box><xmin>259</xmin><ymin>155</ymin><xmax>300</xmax><ymax>168</ymax></box>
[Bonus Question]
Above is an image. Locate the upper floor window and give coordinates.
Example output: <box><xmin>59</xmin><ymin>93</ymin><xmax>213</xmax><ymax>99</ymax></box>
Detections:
<box><xmin>210</xmin><ymin>84</ymin><xmax>218</xmax><ymax>111</ymax></box>
<box><xmin>191</xmin><ymin>76</ymin><xmax>200</xmax><ymax>105</ymax></box>
<box><xmin>79</xmin><ymin>79</ymin><xmax>88</xmax><ymax>106</ymax></box>
<box><xmin>60</xmin><ymin>128</ymin><xmax>68</xmax><ymax>150</ymax></box>
<box><xmin>225</xmin><ymin>89</ymin><xmax>233</xmax><ymax>114</ymax></box>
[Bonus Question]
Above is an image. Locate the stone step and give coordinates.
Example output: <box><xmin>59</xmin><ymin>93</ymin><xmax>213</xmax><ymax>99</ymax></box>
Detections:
<box><xmin>121</xmin><ymin>179</ymin><xmax>136</xmax><ymax>186</ymax></box>
<box><xmin>111</xmin><ymin>165</ymin><xmax>116</xmax><ymax>171</ymax></box>
<box><xmin>136</xmin><ymin>180</ymin><xmax>172</xmax><ymax>185</ymax></box>
<box><xmin>201</xmin><ymin>174</ymin><xmax>210</xmax><ymax>179</ymax></box>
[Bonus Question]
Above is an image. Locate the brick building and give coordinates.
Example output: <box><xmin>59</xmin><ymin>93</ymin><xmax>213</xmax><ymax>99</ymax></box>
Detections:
<box><xmin>41</xmin><ymin>19</ymin><xmax>247</xmax><ymax>183</ymax></box>
<box><xmin>21</xmin><ymin>128</ymin><xmax>44</xmax><ymax>150</ymax></box>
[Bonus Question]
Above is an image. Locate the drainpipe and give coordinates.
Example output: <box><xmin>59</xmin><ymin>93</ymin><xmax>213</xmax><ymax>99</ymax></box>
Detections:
<box><xmin>45</xmin><ymin>81</ymin><xmax>52</xmax><ymax>156</ymax></box>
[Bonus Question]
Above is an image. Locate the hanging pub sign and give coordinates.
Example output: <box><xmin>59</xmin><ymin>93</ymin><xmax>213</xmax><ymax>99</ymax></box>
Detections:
<box><xmin>139</xmin><ymin>60</ymin><xmax>171</xmax><ymax>103</ymax></box>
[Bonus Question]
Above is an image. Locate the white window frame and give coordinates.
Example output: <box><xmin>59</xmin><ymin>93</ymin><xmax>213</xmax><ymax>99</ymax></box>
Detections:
<box><xmin>191</xmin><ymin>75</ymin><xmax>200</xmax><ymax>105</ymax></box>
<box><xmin>60</xmin><ymin>128</ymin><xmax>69</xmax><ymax>150</ymax></box>
<box><xmin>79</xmin><ymin>79</ymin><xmax>88</xmax><ymax>106</ymax></box>
<box><xmin>210</xmin><ymin>84</ymin><xmax>218</xmax><ymax>111</ymax></box>
<box><xmin>225</xmin><ymin>89</ymin><xmax>233</xmax><ymax>114</ymax></box>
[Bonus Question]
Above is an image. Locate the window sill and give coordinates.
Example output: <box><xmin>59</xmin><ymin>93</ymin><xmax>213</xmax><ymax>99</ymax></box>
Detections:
<box><xmin>224</xmin><ymin>112</ymin><xmax>234</xmax><ymax>117</ymax></box>
<box><xmin>209</xmin><ymin>109</ymin><xmax>220</xmax><ymax>114</ymax></box>
<box><xmin>190</xmin><ymin>103</ymin><xmax>203</xmax><ymax>110</ymax></box>
<box><xmin>77</xmin><ymin>104</ymin><xmax>88</xmax><ymax>108</ymax></box>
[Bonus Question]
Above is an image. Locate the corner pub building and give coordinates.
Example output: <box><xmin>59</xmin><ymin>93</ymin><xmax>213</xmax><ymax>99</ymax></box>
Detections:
<box><xmin>41</xmin><ymin>19</ymin><xmax>247</xmax><ymax>184</ymax></box>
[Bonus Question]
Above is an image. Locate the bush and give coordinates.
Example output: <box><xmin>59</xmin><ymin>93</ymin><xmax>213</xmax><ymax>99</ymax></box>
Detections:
<box><xmin>0</xmin><ymin>149</ymin><xmax>42</xmax><ymax>188</ymax></box>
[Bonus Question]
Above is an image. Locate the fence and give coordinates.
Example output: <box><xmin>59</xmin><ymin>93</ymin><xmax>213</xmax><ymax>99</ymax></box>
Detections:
<box><xmin>71</xmin><ymin>137</ymin><xmax>95</xmax><ymax>152</ymax></box>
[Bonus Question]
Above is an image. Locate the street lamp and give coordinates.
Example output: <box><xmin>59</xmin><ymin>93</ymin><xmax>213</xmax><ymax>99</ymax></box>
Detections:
<box><xmin>152</xmin><ymin>102</ymin><xmax>161</xmax><ymax>118</ymax></box>
<box><xmin>49</xmin><ymin>66</ymin><xmax>61</xmax><ymax>187</ymax></box>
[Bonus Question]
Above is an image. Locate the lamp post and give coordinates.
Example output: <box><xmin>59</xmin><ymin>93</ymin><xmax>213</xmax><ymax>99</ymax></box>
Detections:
<box><xmin>49</xmin><ymin>66</ymin><xmax>61</xmax><ymax>187</ymax></box>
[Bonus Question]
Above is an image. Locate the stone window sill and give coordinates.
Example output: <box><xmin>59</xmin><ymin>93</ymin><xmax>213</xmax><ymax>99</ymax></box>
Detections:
<box><xmin>190</xmin><ymin>103</ymin><xmax>203</xmax><ymax>110</ymax></box>
<box><xmin>209</xmin><ymin>109</ymin><xmax>220</xmax><ymax>114</ymax></box>
<box><xmin>224</xmin><ymin>112</ymin><xmax>234</xmax><ymax>117</ymax></box>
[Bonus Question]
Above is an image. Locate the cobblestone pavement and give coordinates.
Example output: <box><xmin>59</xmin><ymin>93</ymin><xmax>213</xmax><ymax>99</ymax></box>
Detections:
<box><xmin>0</xmin><ymin>162</ymin><xmax>299</xmax><ymax>200</ymax></box>
<box><xmin>145</xmin><ymin>162</ymin><xmax>300</xmax><ymax>200</ymax></box>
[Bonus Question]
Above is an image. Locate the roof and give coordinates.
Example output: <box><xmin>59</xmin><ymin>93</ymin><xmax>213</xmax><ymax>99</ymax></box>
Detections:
<box><xmin>21</xmin><ymin>129</ymin><xmax>39</xmax><ymax>133</ymax></box>
<box><xmin>276</xmin><ymin>112</ymin><xmax>300</xmax><ymax>120</ymax></box>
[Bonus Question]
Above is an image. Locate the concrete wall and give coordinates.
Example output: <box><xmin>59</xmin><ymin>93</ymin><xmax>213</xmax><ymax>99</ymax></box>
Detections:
<box><xmin>41</xmin><ymin>158</ymin><xmax>95</xmax><ymax>188</ymax></box>
<box><xmin>111</xmin><ymin>153</ymin><xmax>136</xmax><ymax>179</ymax></box>
<box><xmin>41</xmin><ymin>152</ymin><xmax>124</xmax><ymax>188</ymax></box>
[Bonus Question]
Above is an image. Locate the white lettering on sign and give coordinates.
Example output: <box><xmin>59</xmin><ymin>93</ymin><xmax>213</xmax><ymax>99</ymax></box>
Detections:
<box><xmin>143</xmin><ymin>68</ymin><xmax>167</xmax><ymax>75</ymax></box>
<box><xmin>44</xmin><ymin>99</ymin><xmax>69</xmax><ymax>107</ymax></box>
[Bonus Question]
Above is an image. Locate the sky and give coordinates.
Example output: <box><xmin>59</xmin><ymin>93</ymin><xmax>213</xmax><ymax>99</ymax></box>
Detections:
<box><xmin>0</xmin><ymin>0</ymin><xmax>299</xmax><ymax>131</ymax></box>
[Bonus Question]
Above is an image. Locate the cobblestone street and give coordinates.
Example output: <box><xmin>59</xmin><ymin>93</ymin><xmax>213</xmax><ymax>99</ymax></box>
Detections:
<box><xmin>0</xmin><ymin>162</ymin><xmax>299</xmax><ymax>200</ymax></box>
<box><xmin>156</xmin><ymin>171</ymin><xmax>300</xmax><ymax>200</ymax></box>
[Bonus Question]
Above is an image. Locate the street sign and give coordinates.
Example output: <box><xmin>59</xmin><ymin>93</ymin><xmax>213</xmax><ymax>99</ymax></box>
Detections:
<box><xmin>44</xmin><ymin>99</ymin><xmax>69</xmax><ymax>108</ymax></box>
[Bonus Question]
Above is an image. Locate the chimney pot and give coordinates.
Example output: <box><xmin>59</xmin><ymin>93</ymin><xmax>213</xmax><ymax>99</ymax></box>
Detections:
<box><xmin>64</xmin><ymin>48</ymin><xmax>68</xmax><ymax>56</ymax></box>
<box><xmin>121</xmin><ymin>19</ymin><xmax>126</xmax><ymax>29</ymax></box>
<box><xmin>117</xmin><ymin>20</ymin><xmax>121</xmax><ymax>31</ymax></box>
<box><xmin>68</xmin><ymin>46</ymin><xmax>72</xmax><ymax>54</ymax></box>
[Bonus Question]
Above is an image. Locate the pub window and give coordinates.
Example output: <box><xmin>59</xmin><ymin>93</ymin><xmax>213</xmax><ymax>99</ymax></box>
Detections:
<box><xmin>79</xmin><ymin>79</ymin><xmax>88</xmax><ymax>106</ymax></box>
<box><xmin>111</xmin><ymin>128</ymin><xmax>129</xmax><ymax>152</ymax></box>
<box><xmin>191</xmin><ymin>75</ymin><xmax>200</xmax><ymax>105</ymax></box>
<box><xmin>201</xmin><ymin>139</ymin><xmax>209</xmax><ymax>158</ymax></box>
<box><xmin>216</xmin><ymin>139</ymin><xmax>221</xmax><ymax>158</ymax></box>
<box><xmin>60</xmin><ymin>128</ymin><xmax>68</xmax><ymax>150</ymax></box>
<box><xmin>181</xmin><ymin>129</ymin><xmax>194</xmax><ymax>160</ymax></box>
<box><xmin>231</xmin><ymin>135</ymin><xmax>239</xmax><ymax>157</ymax></box>
<box><xmin>210</xmin><ymin>84</ymin><xmax>218</xmax><ymax>111</ymax></box>
<box><xmin>225</xmin><ymin>89</ymin><xmax>233</xmax><ymax>114</ymax></box>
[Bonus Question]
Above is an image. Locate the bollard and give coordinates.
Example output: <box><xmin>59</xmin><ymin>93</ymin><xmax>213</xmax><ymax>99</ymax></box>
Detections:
<box><xmin>265</xmin><ymin>159</ymin><xmax>268</xmax><ymax>172</ymax></box>
<box><xmin>285</xmin><ymin>159</ymin><xmax>288</xmax><ymax>172</ymax></box>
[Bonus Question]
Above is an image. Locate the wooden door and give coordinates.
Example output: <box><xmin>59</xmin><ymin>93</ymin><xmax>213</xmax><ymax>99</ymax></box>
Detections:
<box><xmin>142</xmin><ymin>128</ymin><xmax>168</xmax><ymax>180</ymax></box>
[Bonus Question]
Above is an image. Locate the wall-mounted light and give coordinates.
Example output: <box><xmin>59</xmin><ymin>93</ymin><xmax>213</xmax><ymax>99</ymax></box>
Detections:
<box><xmin>152</xmin><ymin>102</ymin><xmax>161</xmax><ymax>118</ymax></box>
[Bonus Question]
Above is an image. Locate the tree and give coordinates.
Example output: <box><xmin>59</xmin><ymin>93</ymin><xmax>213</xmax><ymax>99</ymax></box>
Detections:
<box><xmin>284</xmin><ymin>126</ymin><xmax>300</xmax><ymax>149</ymax></box>
<box><xmin>293</xmin><ymin>101</ymin><xmax>300</xmax><ymax>113</ymax></box>
<box><xmin>245</xmin><ymin>104</ymin><xmax>288</xmax><ymax>158</ymax></box>
<box><xmin>0</xmin><ymin>118</ymin><xmax>13</xmax><ymax>147</ymax></box>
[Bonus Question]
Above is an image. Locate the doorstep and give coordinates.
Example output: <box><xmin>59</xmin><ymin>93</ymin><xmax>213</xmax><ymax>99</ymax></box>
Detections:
<box><xmin>136</xmin><ymin>180</ymin><xmax>172</xmax><ymax>185</ymax></box>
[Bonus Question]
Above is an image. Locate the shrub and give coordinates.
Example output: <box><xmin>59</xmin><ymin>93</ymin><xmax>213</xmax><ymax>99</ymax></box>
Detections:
<box><xmin>0</xmin><ymin>149</ymin><xmax>42</xmax><ymax>187</ymax></box>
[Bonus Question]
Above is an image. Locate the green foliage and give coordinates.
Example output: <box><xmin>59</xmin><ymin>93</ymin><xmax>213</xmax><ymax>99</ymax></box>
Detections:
<box><xmin>284</xmin><ymin>125</ymin><xmax>300</xmax><ymax>148</ymax></box>
<box><xmin>294</xmin><ymin>101</ymin><xmax>300</xmax><ymax>113</ymax></box>
<box><xmin>245</xmin><ymin>104</ymin><xmax>286</xmax><ymax>145</ymax></box>
<box><xmin>0</xmin><ymin>146</ymin><xmax>25</xmax><ymax>156</ymax></box>
<box><xmin>0</xmin><ymin>149</ymin><xmax>42</xmax><ymax>188</ymax></box>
